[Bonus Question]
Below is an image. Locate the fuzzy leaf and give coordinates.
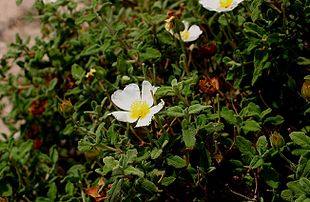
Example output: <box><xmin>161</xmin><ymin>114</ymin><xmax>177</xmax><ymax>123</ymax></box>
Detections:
<box><xmin>241</xmin><ymin>120</ymin><xmax>261</xmax><ymax>134</ymax></box>
<box><xmin>252</xmin><ymin>49</ymin><xmax>270</xmax><ymax>85</ymax></box>
<box><xmin>124</xmin><ymin>166</ymin><xmax>144</xmax><ymax>177</ymax></box>
<box><xmin>161</xmin><ymin>176</ymin><xmax>176</xmax><ymax>186</ymax></box>
<box><xmin>220</xmin><ymin>107</ymin><xmax>238</xmax><ymax>125</ymax></box>
<box><xmin>188</xmin><ymin>104</ymin><xmax>211</xmax><ymax>115</ymax></box>
<box><xmin>264</xmin><ymin>115</ymin><xmax>284</xmax><ymax>126</ymax></box>
<box><xmin>256</xmin><ymin>135</ymin><xmax>268</xmax><ymax>156</ymax></box>
<box><xmin>182</xmin><ymin>126</ymin><xmax>196</xmax><ymax>149</ymax></box>
<box><xmin>236</xmin><ymin>136</ymin><xmax>256</xmax><ymax>157</ymax></box>
<box><xmin>140</xmin><ymin>48</ymin><xmax>161</xmax><ymax>61</ymax></box>
<box><xmin>290</xmin><ymin>132</ymin><xmax>310</xmax><ymax>148</ymax></box>
<box><xmin>167</xmin><ymin>155</ymin><xmax>187</xmax><ymax>168</ymax></box>
<box><xmin>166</xmin><ymin>106</ymin><xmax>184</xmax><ymax>117</ymax></box>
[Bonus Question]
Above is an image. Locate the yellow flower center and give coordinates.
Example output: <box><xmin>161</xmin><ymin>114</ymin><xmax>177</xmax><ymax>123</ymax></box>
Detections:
<box><xmin>180</xmin><ymin>31</ymin><xmax>190</xmax><ymax>40</ymax></box>
<box><xmin>130</xmin><ymin>100</ymin><xmax>150</xmax><ymax>119</ymax></box>
<box><xmin>219</xmin><ymin>0</ymin><xmax>233</xmax><ymax>8</ymax></box>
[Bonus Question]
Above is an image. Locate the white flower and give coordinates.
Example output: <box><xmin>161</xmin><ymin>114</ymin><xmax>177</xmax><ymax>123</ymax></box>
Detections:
<box><xmin>109</xmin><ymin>81</ymin><xmax>164</xmax><ymax>127</ymax></box>
<box><xmin>43</xmin><ymin>0</ymin><xmax>57</xmax><ymax>4</ymax></box>
<box><xmin>180</xmin><ymin>21</ymin><xmax>203</xmax><ymax>42</ymax></box>
<box><xmin>199</xmin><ymin>0</ymin><xmax>244</xmax><ymax>12</ymax></box>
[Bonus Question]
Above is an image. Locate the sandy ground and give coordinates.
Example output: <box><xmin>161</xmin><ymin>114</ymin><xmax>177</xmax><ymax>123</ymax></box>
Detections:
<box><xmin>0</xmin><ymin>0</ymin><xmax>40</xmax><ymax>136</ymax></box>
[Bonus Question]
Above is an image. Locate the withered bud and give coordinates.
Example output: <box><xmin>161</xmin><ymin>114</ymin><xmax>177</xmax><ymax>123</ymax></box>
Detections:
<box><xmin>58</xmin><ymin>99</ymin><xmax>74</xmax><ymax>116</ymax></box>
<box><xmin>198</xmin><ymin>42</ymin><xmax>217</xmax><ymax>58</ymax></box>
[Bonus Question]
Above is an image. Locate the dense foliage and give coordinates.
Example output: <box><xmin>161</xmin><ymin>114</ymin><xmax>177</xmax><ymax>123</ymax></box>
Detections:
<box><xmin>0</xmin><ymin>0</ymin><xmax>310</xmax><ymax>201</ymax></box>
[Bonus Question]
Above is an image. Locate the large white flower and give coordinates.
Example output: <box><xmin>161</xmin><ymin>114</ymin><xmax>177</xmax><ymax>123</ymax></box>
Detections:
<box><xmin>199</xmin><ymin>0</ymin><xmax>244</xmax><ymax>12</ymax></box>
<box><xmin>110</xmin><ymin>81</ymin><xmax>164</xmax><ymax>127</ymax></box>
<box><xmin>180</xmin><ymin>21</ymin><xmax>203</xmax><ymax>42</ymax></box>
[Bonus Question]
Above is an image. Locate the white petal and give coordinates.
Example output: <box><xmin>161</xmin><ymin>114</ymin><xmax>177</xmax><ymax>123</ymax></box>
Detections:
<box><xmin>110</xmin><ymin>111</ymin><xmax>138</xmax><ymax>123</ymax></box>
<box><xmin>141</xmin><ymin>81</ymin><xmax>157</xmax><ymax>107</ymax></box>
<box><xmin>185</xmin><ymin>25</ymin><xmax>203</xmax><ymax>42</ymax></box>
<box><xmin>199</xmin><ymin>0</ymin><xmax>244</xmax><ymax>12</ymax></box>
<box><xmin>199</xmin><ymin>0</ymin><xmax>218</xmax><ymax>11</ymax></box>
<box><xmin>135</xmin><ymin>100</ymin><xmax>165</xmax><ymax>127</ymax></box>
<box><xmin>111</xmin><ymin>83</ymin><xmax>140</xmax><ymax>110</ymax></box>
<box><xmin>182</xmin><ymin>21</ymin><xmax>190</xmax><ymax>31</ymax></box>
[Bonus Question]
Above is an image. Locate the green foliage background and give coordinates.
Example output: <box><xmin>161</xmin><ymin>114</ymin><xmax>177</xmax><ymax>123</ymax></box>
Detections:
<box><xmin>0</xmin><ymin>0</ymin><xmax>310</xmax><ymax>201</ymax></box>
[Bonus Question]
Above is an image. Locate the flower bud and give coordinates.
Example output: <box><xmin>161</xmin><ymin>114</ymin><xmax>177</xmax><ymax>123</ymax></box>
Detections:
<box><xmin>58</xmin><ymin>99</ymin><xmax>74</xmax><ymax>117</ymax></box>
<box><xmin>301</xmin><ymin>79</ymin><xmax>310</xmax><ymax>100</ymax></box>
<box><xmin>270</xmin><ymin>132</ymin><xmax>285</xmax><ymax>150</ymax></box>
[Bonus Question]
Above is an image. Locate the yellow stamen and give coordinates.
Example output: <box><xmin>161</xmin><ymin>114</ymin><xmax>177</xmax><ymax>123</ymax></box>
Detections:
<box><xmin>86</xmin><ymin>68</ymin><xmax>96</xmax><ymax>78</ymax></box>
<box><xmin>180</xmin><ymin>31</ymin><xmax>190</xmax><ymax>40</ymax></box>
<box><xmin>219</xmin><ymin>0</ymin><xmax>233</xmax><ymax>8</ymax></box>
<box><xmin>130</xmin><ymin>100</ymin><xmax>150</xmax><ymax>119</ymax></box>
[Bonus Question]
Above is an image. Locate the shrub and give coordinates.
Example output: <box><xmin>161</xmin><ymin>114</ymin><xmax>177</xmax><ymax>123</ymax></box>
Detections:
<box><xmin>0</xmin><ymin>0</ymin><xmax>309</xmax><ymax>201</ymax></box>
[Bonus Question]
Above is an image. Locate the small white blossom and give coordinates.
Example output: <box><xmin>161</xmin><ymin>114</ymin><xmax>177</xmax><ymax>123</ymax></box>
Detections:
<box><xmin>43</xmin><ymin>0</ymin><xmax>57</xmax><ymax>4</ymax></box>
<box><xmin>180</xmin><ymin>21</ymin><xmax>203</xmax><ymax>42</ymax></box>
<box><xmin>109</xmin><ymin>81</ymin><xmax>164</xmax><ymax>127</ymax></box>
<box><xmin>199</xmin><ymin>0</ymin><xmax>244</xmax><ymax>12</ymax></box>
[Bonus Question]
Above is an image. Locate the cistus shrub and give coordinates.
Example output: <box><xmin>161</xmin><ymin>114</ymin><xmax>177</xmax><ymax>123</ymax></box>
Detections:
<box><xmin>0</xmin><ymin>0</ymin><xmax>309</xmax><ymax>201</ymax></box>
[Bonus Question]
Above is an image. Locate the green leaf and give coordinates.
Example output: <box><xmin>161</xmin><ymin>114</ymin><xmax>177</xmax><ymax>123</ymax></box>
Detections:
<box><xmin>102</xmin><ymin>157</ymin><xmax>119</xmax><ymax>175</ymax></box>
<box><xmin>16</xmin><ymin>0</ymin><xmax>23</xmax><ymax>6</ymax></box>
<box><xmin>218</xmin><ymin>14</ymin><xmax>228</xmax><ymax>26</ymax></box>
<box><xmin>260</xmin><ymin>108</ymin><xmax>272</xmax><ymax>119</ymax></box>
<box><xmin>65</xmin><ymin>181</ymin><xmax>75</xmax><ymax>196</ymax></box>
<box><xmin>140</xmin><ymin>48</ymin><xmax>162</xmax><ymax>61</ymax></box>
<box><xmin>47</xmin><ymin>78</ymin><xmax>58</xmax><ymax>91</ymax></box>
<box><xmin>236</xmin><ymin>136</ymin><xmax>256</xmax><ymax>157</ymax></box>
<box><xmin>261</xmin><ymin>166</ymin><xmax>279</xmax><ymax>189</ymax></box>
<box><xmin>125</xmin><ymin>149</ymin><xmax>138</xmax><ymax>164</ymax></box>
<box><xmin>220</xmin><ymin>107</ymin><xmax>238</xmax><ymax>125</ymax></box>
<box><xmin>290</xmin><ymin>132</ymin><xmax>310</xmax><ymax>148</ymax></box>
<box><xmin>123</xmin><ymin>166</ymin><xmax>144</xmax><ymax>177</ymax></box>
<box><xmin>167</xmin><ymin>155</ymin><xmax>187</xmax><ymax>168</ymax></box>
<box><xmin>35</xmin><ymin>197</ymin><xmax>51</xmax><ymax>202</ymax></box>
<box><xmin>241</xmin><ymin>120</ymin><xmax>261</xmax><ymax>134</ymax></box>
<box><xmin>78</xmin><ymin>138</ymin><xmax>94</xmax><ymax>152</ymax></box>
<box><xmin>71</xmin><ymin>64</ymin><xmax>85</xmax><ymax>83</ymax></box>
<box><xmin>109</xmin><ymin>179</ymin><xmax>123</xmax><ymax>202</ymax></box>
<box><xmin>249</xmin><ymin>156</ymin><xmax>264</xmax><ymax>169</ymax></box>
<box><xmin>188</xmin><ymin>104</ymin><xmax>211</xmax><ymax>115</ymax></box>
<box><xmin>297</xmin><ymin>57</ymin><xmax>310</xmax><ymax>65</ymax></box>
<box><xmin>155</xmin><ymin>86</ymin><xmax>175</xmax><ymax>97</ymax></box>
<box><xmin>182</xmin><ymin>125</ymin><xmax>196</xmax><ymax>149</ymax></box>
<box><xmin>264</xmin><ymin>115</ymin><xmax>284</xmax><ymax>126</ymax></box>
<box><xmin>299</xmin><ymin>177</ymin><xmax>310</xmax><ymax>193</ymax></box>
<box><xmin>252</xmin><ymin>49</ymin><xmax>270</xmax><ymax>85</ymax></box>
<box><xmin>287</xmin><ymin>180</ymin><xmax>307</xmax><ymax>196</ymax></box>
<box><xmin>296</xmin><ymin>156</ymin><xmax>310</xmax><ymax>178</ymax></box>
<box><xmin>140</xmin><ymin>179</ymin><xmax>159</xmax><ymax>193</ymax></box>
<box><xmin>161</xmin><ymin>176</ymin><xmax>176</xmax><ymax>186</ymax></box>
<box><xmin>166</xmin><ymin>106</ymin><xmax>184</xmax><ymax>117</ymax></box>
<box><xmin>244</xmin><ymin>22</ymin><xmax>267</xmax><ymax>39</ymax></box>
<box><xmin>76</xmin><ymin>13</ymin><xmax>97</xmax><ymax>25</ymax></box>
<box><xmin>47</xmin><ymin>182</ymin><xmax>57</xmax><ymax>201</ymax></box>
<box><xmin>240</xmin><ymin>102</ymin><xmax>261</xmax><ymax>119</ymax></box>
<box><xmin>250</xmin><ymin>0</ymin><xmax>262</xmax><ymax>21</ymax></box>
<box><xmin>151</xmin><ymin>148</ymin><xmax>163</xmax><ymax>159</ymax></box>
<box><xmin>281</xmin><ymin>189</ymin><xmax>294</xmax><ymax>201</ymax></box>
<box><xmin>0</xmin><ymin>181</ymin><xmax>12</xmax><ymax>196</ymax></box>
<box><xmin>49</xmin><ymin>145</ymin><xmax>59</xmax><ymax>164</ymax></box>
<box><xmin>256</xmin><ymin>135</ymin><xmax>268</xmax><ymax>156</ymax></box>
